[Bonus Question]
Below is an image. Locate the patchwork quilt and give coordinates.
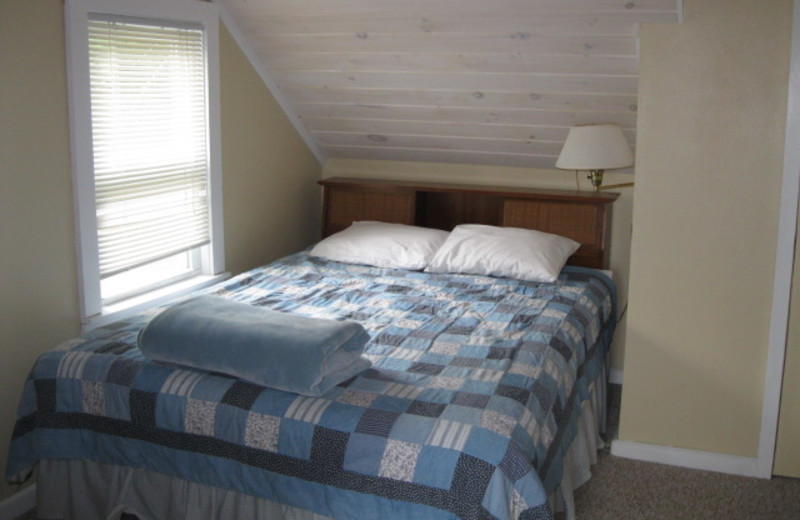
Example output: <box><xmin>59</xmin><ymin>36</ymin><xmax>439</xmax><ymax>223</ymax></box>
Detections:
<box><xmin>6</xmin><ymin>251</ymin><xmax>616</xmax><ymax>520</ymax></box>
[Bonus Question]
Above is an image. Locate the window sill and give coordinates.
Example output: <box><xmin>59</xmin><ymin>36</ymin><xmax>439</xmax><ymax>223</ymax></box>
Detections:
<box><xmin>82</xmin><ymin>272</ymin><xmax>230</xmax><ymax>332</ymax></box>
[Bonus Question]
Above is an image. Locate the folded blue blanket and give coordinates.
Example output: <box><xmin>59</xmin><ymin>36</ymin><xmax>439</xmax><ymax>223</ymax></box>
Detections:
<box><xmin>138</xmin><ymin>295</ymin><xmax>372</xmax><ymax>396</ymax></box>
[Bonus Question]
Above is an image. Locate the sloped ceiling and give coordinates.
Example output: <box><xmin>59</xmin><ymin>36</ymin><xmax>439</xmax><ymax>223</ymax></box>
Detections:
<box><xmin>219</xmin><ymin>0</ymin><xmax>681</xmax><ymax>168</ymax></box>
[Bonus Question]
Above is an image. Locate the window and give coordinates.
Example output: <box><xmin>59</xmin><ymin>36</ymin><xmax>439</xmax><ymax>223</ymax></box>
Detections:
<box><xmin>67</xmin><ymin>0</ymin><xmax>224</xmax><ymax>329</ymax></box>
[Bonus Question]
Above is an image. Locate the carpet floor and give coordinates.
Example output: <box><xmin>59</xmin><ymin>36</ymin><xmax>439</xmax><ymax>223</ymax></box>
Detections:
<box><xmin>570</xmin><ymin>453</ymin><xmax>800</xmax><ymax>519</ymax></box>
<box><xmin>563</xmin><ymin>384</ymin><xmax>800</xmax><ymax>520</ymax></box>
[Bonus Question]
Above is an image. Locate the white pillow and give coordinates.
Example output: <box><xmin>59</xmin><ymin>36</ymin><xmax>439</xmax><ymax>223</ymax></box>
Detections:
<box><xmin>310</xmin><ymin>221</ymin><xmax>450</xmax><ymax>270</ymax></box>
<box><xmin>425</xmin><ymin>224</ymin><xmax>580</xmax><ymax>283</ymax></box>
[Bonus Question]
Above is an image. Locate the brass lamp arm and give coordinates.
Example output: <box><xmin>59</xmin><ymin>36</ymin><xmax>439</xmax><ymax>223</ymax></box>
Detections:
<box><xmin>588</xmin><ymin>169</ymin><xmax>634</xmax><ymax>191</ymax></box>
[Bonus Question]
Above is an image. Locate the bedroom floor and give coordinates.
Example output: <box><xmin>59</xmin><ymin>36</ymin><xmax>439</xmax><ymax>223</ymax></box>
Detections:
<box><xmin>563</xmin><ymin>384</ymin><xmax>800</xmax><ymax>520</ymax></box>
<box><xmin>15</xmin><ymin>384</ymin><xmax>800</xmax><ymax>520</ymax></box>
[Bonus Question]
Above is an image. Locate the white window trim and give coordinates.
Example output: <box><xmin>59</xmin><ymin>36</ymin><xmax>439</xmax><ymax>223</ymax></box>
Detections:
<box><xmin>66</xmin><ymin>0</ymin><xmax>225</xmax><ymax>331</ymax></box>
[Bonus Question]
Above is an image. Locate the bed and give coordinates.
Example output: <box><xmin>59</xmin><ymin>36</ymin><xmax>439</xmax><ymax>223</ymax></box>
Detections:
<box><xmin>5</xmin><ymin>179</ymin><xmax>618</xmax><ymax>520</ymax></box>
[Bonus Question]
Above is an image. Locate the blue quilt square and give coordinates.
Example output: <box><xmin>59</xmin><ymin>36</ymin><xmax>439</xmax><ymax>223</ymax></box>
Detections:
<box><xmin>485</xmin><ymin>394</ymin><xmax>522</xmax><ymax>416</ymax></box>
<box><xmin>413</xmin><ymin>445</ymin><xmax>459</xmax><ymax>489</ymax></box>
<box><xmin>440</xmin><ymin>404</ymin><xmax>482</xmax><ymax>425</ymax></box>
<box><xmin>214</xmin><ymin>404</ymin><xmax>249</xmax><ymax>444</ymax></box>
<box><xmin>458</xmin><ymin>344</ymin><xmax>491</xmax><ymax>358</ymax></box>
<box><xmin>390</xmin><ymin>414</ymin><xmax>436</xmax><ymax>444</ymax></box>
<box><xmin>511</xmin><ymin>424</ymin><xmax>536</xmax><ymax>457</ymax></box>
<box><xmin>399</xmin><ymin>336</ymin><xmax>432</xmax><ymax>350</ymax></box>
<box><xmin>79</xmin><ymin>354</ymin><xmax>117</xmax><ymax>382</ymax></box>
<box><xmin>480</xmin><ymin>471</ymin><xmax>523</xmax><ymax>520</ymax></box>
<box><xmin>438</xmin><ymin>365</ymin><xmax>471</xmax><ymax>379</ymax></box>
<box><xmin>189</xmin><ymin>377</ymin><xmax>235</xmax><ymax>402</ymax></box>
<box><xmin>103</xmin><ymin>384</ymin><xmax>131</xmax><ymax>420</ymax></box>
<box><xmin>317</xmin><ymin>401</ymin><xmax>366</xmax><ymax>431</ymax></box>
<box><xmin>370</xmin><ymin>395</ymin><xmax>411</xmax><ymax>413</ymax></box>
<box><xmin>342</xmin><ymin>432</ymin><xmax>386</xmax><ymax>476</ymax></box>
<box><xmin>130</xmin><ymin>363</ymin><xmax>172</xmax><ymax>392</ymax></box>
<box><xmin>491</xmin><ymin>338</ymin><xmax>520</xmax><ymax>349</ymax></box>
<box><xmin>437</xmin><ymin>333</ymin><xmax>467</xmax><ymax>345</ymax></box>
<box><xmin>155</xmin><ymin>394</ymin><xmax>186</xmax><ymax>431</ymax></box>
<box><xmin>464</xmin><ymin>428</ymin><xmax>508</xmax><ymax>466</ymax></box>
<box><xmin>277</xmin><ymin>418</ymin><xmax>315</xmax><ymax>460</ymax></box>
<box><xmin>416</xmin><ymin>387</ymin><xmax>455</xmax><ymax>403</ymax></box>
<box><xmin>55</xmin><ymin>380</ymin><xmax>83</xmax><ymax>413</ymax></box>
<box><xmin>377</xmin><ymin>357</ymin><xmax>413</xmax><ymax>372</ymax></box>
<box><xmin>249</xmin><ymin>388</ymin><xmax>296</xmax><ymax>416</ymax></box>
<box><xmin>458</xmin><ymin>379</ymin><xmax>497</xmax><ymax>395</ymax></box>
<box><xmin>32</xmin><ymin>352</ymin><xmax>62</xmax><ymax>379</ymax></box>
<box><xmin>487</xmin><ymin>311</ymin><xmax>515</xmax><ymax>325</ymax></box>
<box><xmin>417</xmin><ymin>352</ymin><xmax>453</xmax><ymax>365</ymax></box>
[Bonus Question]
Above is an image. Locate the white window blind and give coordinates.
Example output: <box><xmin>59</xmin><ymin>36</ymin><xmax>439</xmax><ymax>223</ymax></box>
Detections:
<box><xmin>88</xmin><ymin>16</ymin><xmax>210</xmax><ymax>278</ymax></box>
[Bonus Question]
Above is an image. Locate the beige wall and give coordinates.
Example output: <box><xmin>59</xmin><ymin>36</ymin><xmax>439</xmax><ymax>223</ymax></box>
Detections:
<box><xmin>0</xmin><ymin>1</ymin><xmax>321</xmax><ymax>500</ymax></box>
<box><xmin>0</xmin><ymin>0</ymin><xmax>79</xmax><ymax>500</ymax></box>
<box><xmin>220</xmin><ymin>26</ymin><xmax>322</xmax><ymax>274</ymax></box>
<box><xmin>323</xmin><ymin>159</ymin><xmax>635</xmax><ymax>373</ymax></box>
<box><xmin>619</xmin><ymin>0</ymin><xmax>791</xmax><ymax>457</ymax></box>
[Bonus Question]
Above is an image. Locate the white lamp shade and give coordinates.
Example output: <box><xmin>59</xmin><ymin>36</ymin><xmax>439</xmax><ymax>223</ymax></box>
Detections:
<box><xmin>555</xmin><ymin>123</ymin><xmax>634</xmax><ymax>170</ymax></box>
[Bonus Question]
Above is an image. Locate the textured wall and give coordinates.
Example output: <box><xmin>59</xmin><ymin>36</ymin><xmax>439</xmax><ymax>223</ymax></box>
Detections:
<box><xmin>220</xmin><ymin>25</ymin><xmax>322</xmax><ymax>274</ymax></box>
<box><xmin>619</xmin><ymin>0</ymin><xmax>791</xmax><ymax>457</ymax></box>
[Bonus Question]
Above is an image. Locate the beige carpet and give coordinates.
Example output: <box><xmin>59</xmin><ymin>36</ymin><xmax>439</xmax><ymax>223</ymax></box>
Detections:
<box><xmin>569</xmin><ymin>452</ymin><xmax>800</xmax><ymax>519</ymax></box>
<box><xmin>562</xmin><ymin>385</ymin><xmax>800</xmax><ymax>520</ymax></box>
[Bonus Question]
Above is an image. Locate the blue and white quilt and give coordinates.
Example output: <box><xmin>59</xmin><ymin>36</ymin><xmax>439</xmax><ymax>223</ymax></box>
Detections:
<box><xmin>6</xmin><ymin>251</ymin><xmax>616</xmax><ymax>520</ymax></box>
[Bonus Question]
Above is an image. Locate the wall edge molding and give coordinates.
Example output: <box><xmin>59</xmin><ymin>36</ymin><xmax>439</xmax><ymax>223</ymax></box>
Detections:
<box><xmin>758</xmin><ymin>0</ymin><xmax>800</xmax><ymax>479</ymax></box>
<box><xmin>611</xmin><ymin>440</ymin><xmax>761</xmax><ymax>478</ymax></box>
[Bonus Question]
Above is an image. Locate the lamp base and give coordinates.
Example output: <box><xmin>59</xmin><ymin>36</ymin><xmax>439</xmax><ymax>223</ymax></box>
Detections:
<box><xmin>588</xmin><ymin>169</ymin><xmax>604</xmax><ymax>191</ymax></box>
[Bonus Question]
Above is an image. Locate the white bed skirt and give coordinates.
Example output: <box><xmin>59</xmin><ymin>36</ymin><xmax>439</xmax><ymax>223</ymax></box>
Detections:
<box><xmin>35</xmin><ymin>373</ymin><xmax>607</xmax><ymax>520</ymax></box>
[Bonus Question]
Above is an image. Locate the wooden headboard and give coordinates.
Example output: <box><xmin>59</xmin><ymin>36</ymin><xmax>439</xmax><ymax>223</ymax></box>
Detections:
<box><xmin>319</xmin><ymin>177</ymin><xmax>619</xmax><ymax>269</ymax></box>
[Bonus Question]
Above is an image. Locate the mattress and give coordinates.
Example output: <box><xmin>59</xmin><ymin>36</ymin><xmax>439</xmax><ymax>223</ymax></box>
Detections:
<box><xmin>6</xmin><ymin>251</ymin><xmax>616</xmax><ymax>520</ymax></box>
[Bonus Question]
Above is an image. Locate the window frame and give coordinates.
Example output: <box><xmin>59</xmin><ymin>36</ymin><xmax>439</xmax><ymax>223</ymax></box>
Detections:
<box><xmin>66</xmin><ymin>0</ymin><xmax>225</xmax><ymax>330</ymax></box>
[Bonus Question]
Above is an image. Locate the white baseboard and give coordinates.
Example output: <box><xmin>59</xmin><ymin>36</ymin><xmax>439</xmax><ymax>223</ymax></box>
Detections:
<box><xmin>611</xmin><ymin>439</ymin><xmax>762</xmax><ymax>478</ymax></box>
<box><xmin>0</xmin><ymin>484</ymin><xmax>35</xmax><ymax>520</ymax></box>
<box><xmin>609</xmin><ymin>368</ymin><xmax>624</xmax><ymax>385</ymax></box>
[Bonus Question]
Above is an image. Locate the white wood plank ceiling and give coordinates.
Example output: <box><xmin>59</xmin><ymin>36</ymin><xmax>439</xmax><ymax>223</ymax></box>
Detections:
<box><xmin>219</xmin><ymin>0</ymin><xmax>681</xmax><ymax>168</ymax></box>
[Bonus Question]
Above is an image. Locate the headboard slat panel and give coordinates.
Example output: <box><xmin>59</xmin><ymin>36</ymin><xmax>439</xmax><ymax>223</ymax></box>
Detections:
<box><xmin>319</xmin><ymin>177</ymin><xmax>619</xmax><ymax>269</ymax></box>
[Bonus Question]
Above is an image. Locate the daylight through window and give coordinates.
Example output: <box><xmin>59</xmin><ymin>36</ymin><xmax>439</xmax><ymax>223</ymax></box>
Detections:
<box><xmin>88</xmin><ymin>16</ymin><xmax>210</xmax><ymax>304</ymax></box>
